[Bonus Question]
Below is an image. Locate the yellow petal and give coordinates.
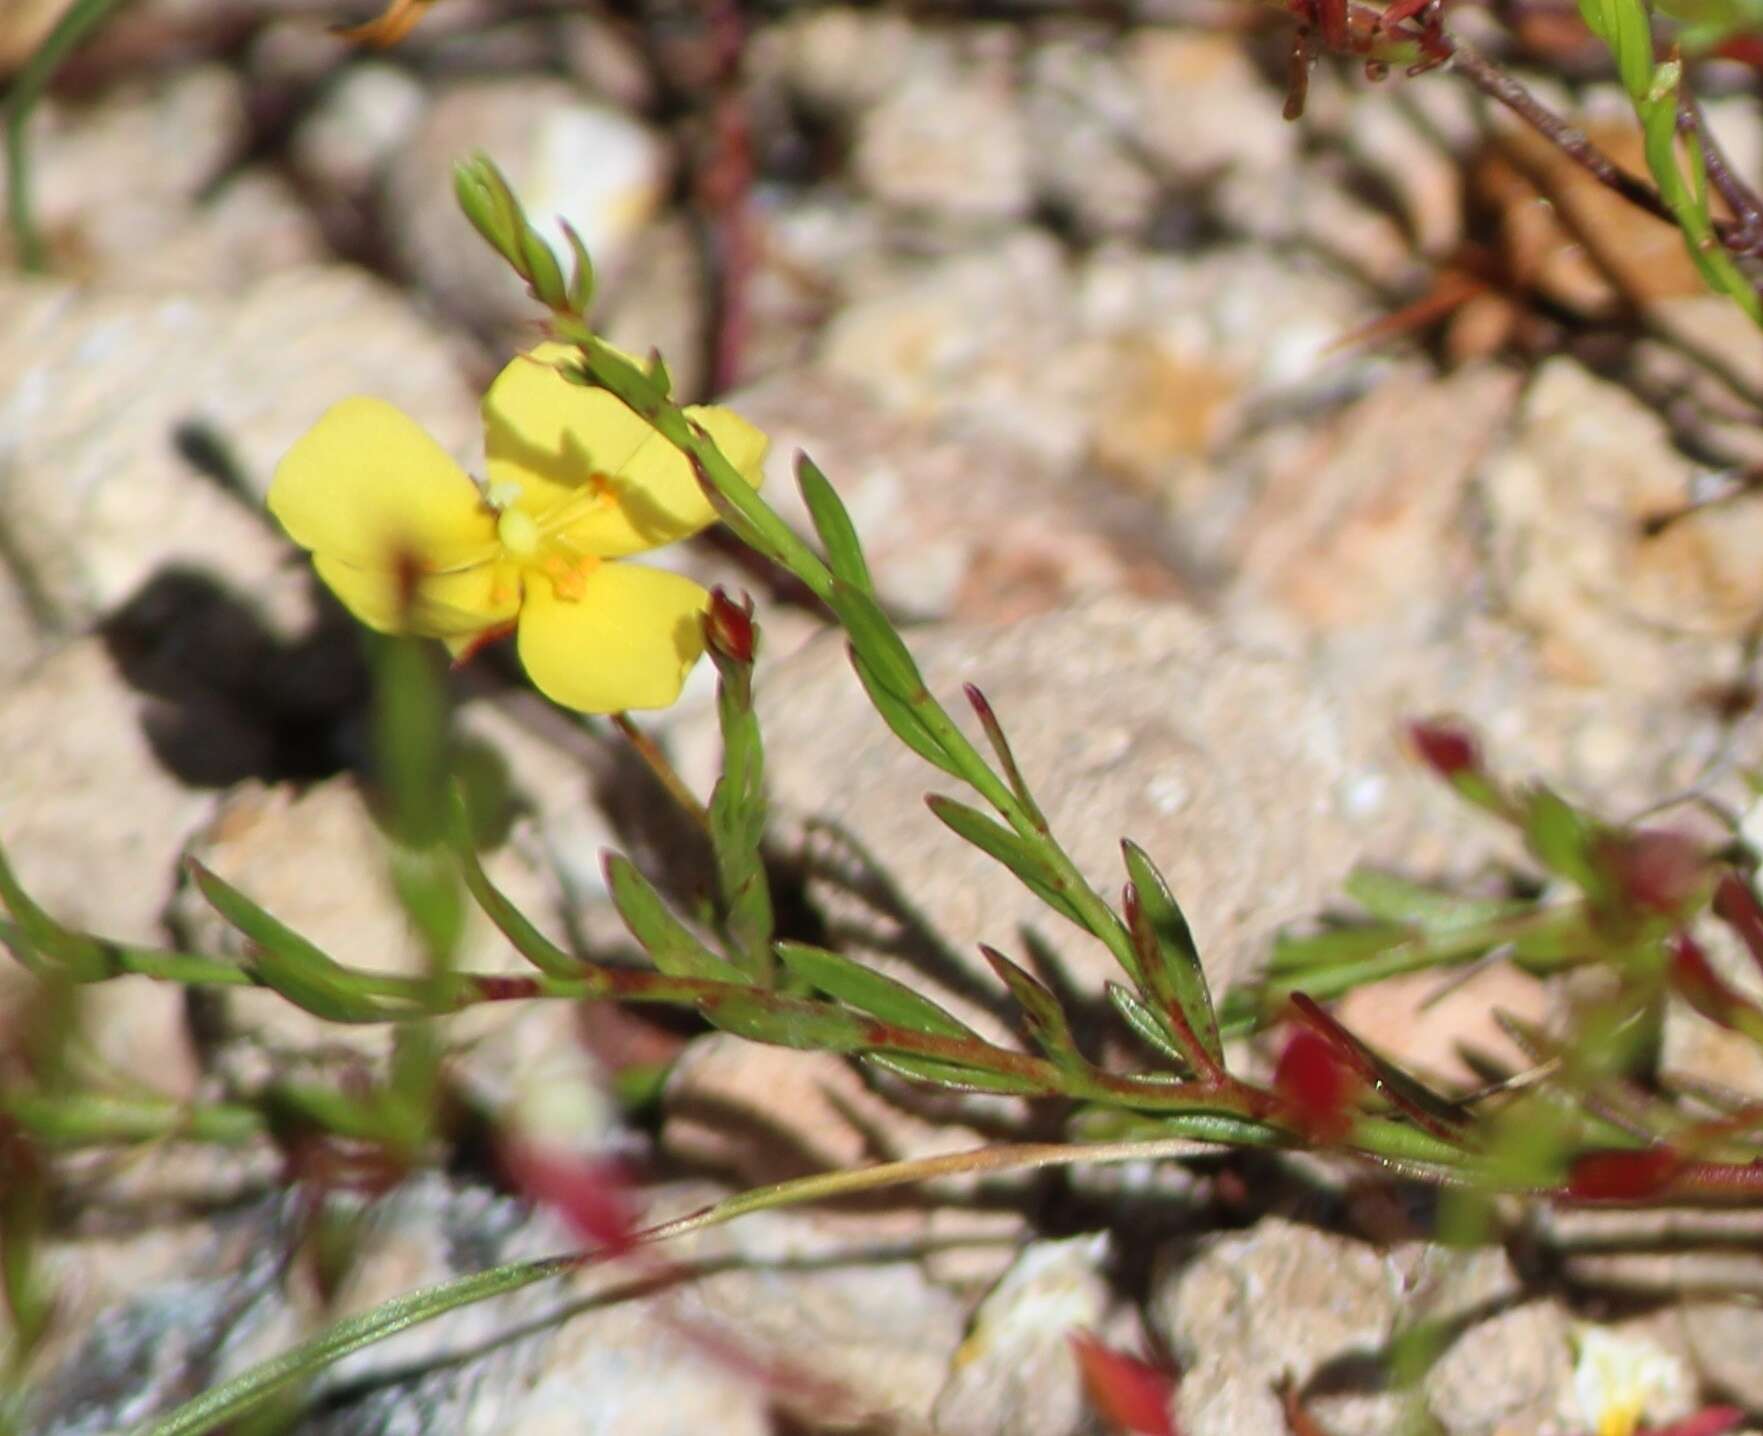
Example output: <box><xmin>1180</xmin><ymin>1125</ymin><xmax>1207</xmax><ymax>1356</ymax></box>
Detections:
<box><xmin>482</xmin><ymin>344</ymin><xmax>769</xmax><ymax>558</ymax></box>
<box><xmin>313</xmin><ymin>553</ymin><xmax>519</xmax><ymax>639</ymax></box>
<box><xmin>269</xmin><ymin>397</ymin><xmax>498</xmax><ymax>572</ymax></box>
<box><xmin>482</xmin><ymin>344</ymin><xmax>657</xmax><ymax>522</ymax></box>
<box><xmin>515</xmin><ymin>562</ymin><xmax>709</xmax><ymax>713</ymax></box>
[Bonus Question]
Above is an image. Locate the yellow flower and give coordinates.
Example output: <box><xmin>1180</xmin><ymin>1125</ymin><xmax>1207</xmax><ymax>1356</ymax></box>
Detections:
<box><xmin>268</xmin><ymin>344</ymin><xmax>767</xmax><ymax>713</ymax></box>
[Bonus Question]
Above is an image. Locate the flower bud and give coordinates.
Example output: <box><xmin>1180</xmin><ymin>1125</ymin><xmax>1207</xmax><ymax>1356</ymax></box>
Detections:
<box><xmin>704</xmin><ymin>586</ymin><xmax>756</xmax><ymax>665</ymax></box>
<box><xmin>1406</xmin><ymin>719</ymin><xmax>1481</xmax><ymax>780</ymax></box>
<box><xmin>1600</xmin><ymin>828</ymin><xmax>1709</xmax><ymax>917</ymax></box>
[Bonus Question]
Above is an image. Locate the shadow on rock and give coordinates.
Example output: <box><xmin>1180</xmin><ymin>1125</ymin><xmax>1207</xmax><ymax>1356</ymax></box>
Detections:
<box><xmin>100</xmin><ymin>565</ymin><xmax>371</xmax><ymax>787</ymax></box>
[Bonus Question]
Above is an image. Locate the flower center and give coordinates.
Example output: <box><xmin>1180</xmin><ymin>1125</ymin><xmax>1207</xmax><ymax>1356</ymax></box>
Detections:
<box><xmin>494</xmin><ymin>505</ymin><xmax>599</xmax><ymax>601</ymax></box>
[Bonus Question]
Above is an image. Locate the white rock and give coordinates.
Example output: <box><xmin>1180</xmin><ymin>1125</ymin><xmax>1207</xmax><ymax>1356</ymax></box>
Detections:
<box><xmin>7</xmin><ymin>66</ymin><xmax>246</xmax><ymax>276</ymax></box>
<box><xmin>291</xmin><ymin>61</ymin><xmax>429</xmax><ymax>196</ymax></box>
<box><xmin>0</xmin><ymin>639</ymin><xmax>214</xmax><ymax>1098</ymax></box>
<box><xmin>934</xmin><ymin>1234</ymin><xmax>1118</xmax><ymax>1436</ymax></box>
<box><xmin>0</xmin><ymin>266</ymin><xmax>476</xmax><ymax>632</ymax></box>
<box><xmin>386</xmin><ymin>80</ymin><xmax>670</xmax><ymax>334</ymax></box>
<box><xmin>853</xmin><ymin>33</ymin><xmax>1032</xmax><ymax>222</ymax></box>
<box><xmin>1482</xmin><ymin>357</ymin><xmax>1763</xmax><ymax>692</ymax></box>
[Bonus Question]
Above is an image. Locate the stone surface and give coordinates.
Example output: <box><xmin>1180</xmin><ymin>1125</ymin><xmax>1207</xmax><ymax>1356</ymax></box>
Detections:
<box><xmin>762</xmin><ymin>6</ymin><xmax>917</xmax><ymax>116</ymax></box>
<box><xmin>0</xmin><ymin>638</ymin><xmax>212</xmax><ymax>1099</ymax></box>
<box><xmin>820</xmin><ymin>240</ymin><xmax>1381</xmax><ymax>489</ymax></box>
<box><xmin>1153</xmin><ymin>1218</ymin><xmax>1407</xmax><ymax>1436</ymax></box>
<box><xmin>1126</xmin><ymin>31</ymin><xmax>1297</xmax><ymax>195</ymax></box>
<box><xmin>7</xmin><ymin>67</ymin><xmax>241</xmax><ymax>275</ymax></box>
<box><xmin>933</xmin><ymin>1233</ymin><xmax>1117</xmax><ymax>1436</ymax></box>
<box><xmin>664</xmin><ymin>1037</ymin><xmax>982</xmax><ymax>1188</ymax></box>
<box><xmin>1231</xmin><ymin>362</ymin><xmax>1521</xmax><ymax>633</ymax></box>
<box><xmin>1481</xmin><ymin>357</ymin><xmax>1763</xmax><ymax>693</ymax></box>
<box><xmin>852</xmin><ymin>29</ymin><xmax>1031</xmax><ymax>223</ymax></box>
<box><xmin>169</xmin><ymin>777</ymin><xmax>566</xmax><ymax>1072</ymax></box>
<box><xmin>0</xmin><ymin>638</ymin><xmax>216</xmax><ymax>945</ymax></box>
<box><xmin>1424</xmin><ymin>1301</ymin><xmax>1575</xmax><ymax>1436</ymax></box>
<box><xmin>1337</xmin><ymin>958</ymin><xmax>1556</xmax><ymax>1089</ymax></box>
<box><xmin>386</xmin><ymin>79</ymin><xmax>669</xmax><ymax>334</ymax></box>
<box><xmin>35</xmin><ymin>1174</ymin><xmax>966</xmax><ymax>1434</ymax></box>
<box><xmin>0</xmin><ymin>266</ymin><xmax>476</xmax><ymax>633</ymax></box>
<box><xmin>701</xmin><ymin>596</ymin><xmax>1741</xmax><ymax>1044</ymax></box>
<box><xmin>731</xmin><ymin>366</ymin><xmax>1185</xmax><ymax>623</ymax></box>
<box><xmin>290</xmin><ymin>60</ymin><xmax>429</xmax><ymax>197</ymax></box>
<box><xmin>1023</xmin><ymin>33</ymin><xmax>1158</xmax><ymax>238</ymax></box>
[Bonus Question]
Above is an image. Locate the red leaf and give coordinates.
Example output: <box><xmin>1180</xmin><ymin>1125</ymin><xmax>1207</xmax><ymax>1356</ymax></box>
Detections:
<box><xmin>1565</xmin><ymin>1145</ymin><xmax>1681</xmax><ymax>1201</ymax></box>
<box><xmin>1274</xmin><ymin>1027</ymin><xmax>1359</xmax><ymax>1143</ymax></box>
<box><xmin>1669</xmin><ymin>934</ymin><xmax>1737</xmax><ymax>1025</ymax></box>
<box><xmin>1713</xmin><ymin>872</ymin><xmax>1763</xmax><ymax>978</ymax></box>
<box><xmin>1072</xmin><ymin>1333</ymin><xmax>1179</xmax><ymax>1436</ymax></box>
<box><xmin>501</xmin><ymin>1142</ymin><xmax>640</xmax><ymax>1255</ymax></box>
<box><xmin>1641</xmin><ymin>1406</ymin><xmax>1746</xmax><ymax>1436</ymax></box>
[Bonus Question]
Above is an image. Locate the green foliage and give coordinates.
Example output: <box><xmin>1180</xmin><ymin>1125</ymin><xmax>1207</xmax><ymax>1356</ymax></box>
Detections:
<box><xmin>5</xmin><ymin>133</ymin><xmax>1762</xmax><ymax>1436</ymax></box>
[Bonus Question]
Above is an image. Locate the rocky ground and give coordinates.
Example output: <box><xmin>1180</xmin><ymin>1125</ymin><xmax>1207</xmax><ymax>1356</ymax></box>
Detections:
<box><xmin>5</xmin><ymin>1</ymin><xmax>1763</xmax><ymax>1433</ymax></box>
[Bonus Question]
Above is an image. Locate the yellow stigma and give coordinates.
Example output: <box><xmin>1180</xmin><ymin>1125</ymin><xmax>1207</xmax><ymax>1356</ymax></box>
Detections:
<box><xmin>497</xmin><ymin>507</ymin><xmax>542</xmax><ymax>558</ymax></box>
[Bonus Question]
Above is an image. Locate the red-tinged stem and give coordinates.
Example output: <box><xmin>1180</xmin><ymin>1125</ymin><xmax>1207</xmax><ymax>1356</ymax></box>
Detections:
<box><xmin>610</xmin><ymin>712</ymin><xmax>709</xmax><ymax>831</ymax></box>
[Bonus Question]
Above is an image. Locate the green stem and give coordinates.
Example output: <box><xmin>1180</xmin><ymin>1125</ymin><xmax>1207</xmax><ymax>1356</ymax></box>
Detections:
<box><xmin>1</xmin><ymin>1091</ymin><xmax>264</xmax><ymax>1146</ymax></box>
<box><xmin>0</xmin><ymin>920</ymin><xmax>256</xmax><ymax>988</ymax></box>
<box><xmin>5</xmin><ymin>0</ymin><xmax>133</xmax><ymax>272</ymax></box>
<box><xmin>133</xmin><ymin>1252</ymin><xmax>580</xmax><ymax>1436</ymax></box>
<box><xmin>129</xmin><ymin>1134</ymin><xmax>1253</xmax><ymax>1436</ymax></box>
<box><xmin>568</xmin><ymin>335</ymin><xmax>1141</xmax><ymax>985</ymax></box>
<box><xmin>1220</xmin><ymin>905</ymin><xmax>1588</xmax><ymax>1037</ymax></box>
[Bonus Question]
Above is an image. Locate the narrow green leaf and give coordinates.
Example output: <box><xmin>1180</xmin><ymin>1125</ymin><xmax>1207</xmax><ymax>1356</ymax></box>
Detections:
<box><xmin>561</xmin><ymin>219</ymin><xmax>595</xmax><ymax>314</ymax></box>
<box><xmin>1343</xmin><ymin>869</ymin><xmax>1528</xmax><ymax>931</ymax></box>
<box><xmin>1267</xmin><ymin>921</ymin><xmax>1414</xmax><ymax>975</ymax></box>
<box><xmin>6</xmin><ymin>0</ymin><xmax>133</xmax><ymax>272</ymax></box>
<box><xmin>830</xmin><ymin>579</ymin><xmax>926</xmax><ymax>705</ymax></box>
<box><xmin>866</xmin><ymin>1052</ymin><xmax>1052</xmax><ymax>1096</ymax></box>
<box><xmin>1</xmin><ymin>1091</ymin><xmax>263</xmax><ymax>1148</ymax></box>
<box><xmin>774</xmin><ymin>941</ymin><xmax>976</xmax><ymax>1037</ymax></box>
<box><xmin>189</xmin><ymin>862</ymin><xmax>410</xmax><ymax>1024</ymax></box>
<box><xmin>963</xmin><ymin>684</ymin><xmax>1046</xmax><ymax>827</ymax></box>
<box><xmin>925</xmin><ymin>795</ymin><xmax>1087</xmax><ymax>928</ymax></box>
<box><xmin>1122</xmin><ymin>840</ymin><xmax>1223</xmax><ymax>1068</ymax></box>
<box><xmin>1107</xmin><ymin>982</ymin><xmax>1189</xmax><ymax>1068</ymax></box>
<box><xmin>849</xmin><ymin>646</ymin><xmax>962</xmax><ymax>778</ymax></box>
<box><xmin>795</xmin><ymin>453</ymin><xmax>875</xmax><ymax>595</ymax></box>
<box><xmin>605</xmin><ymin>853</ymin><xmax>748</xmax><ymax>983</ymax></box>
<box><xmin>693</xmin><ymin>989</ymin><xmax>872</xmax><ymax>1050</ymax></box>
<box><xmin>0</xmin><ymin>835</ymin><xmax>114</xmax><ymax>980</ymax></box>
<box><xmin>267</xmin><ymin>1082</ymin><xmax>394</xmax><ymax>1143</ymax></box>
<box><xmin>1523</xmin><ymin>787</ymin><xmax>1602</xmax><ymax>893</ymax></box>
<box><xmin>448</xmin><ymin>799</ymin><xmax>581</xmax><ymax>978</ymax></box>
<box><xmin>981</xmin><ymin>945</ymin><xmax>1089</xmax><ymax>1072</ymax></box>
